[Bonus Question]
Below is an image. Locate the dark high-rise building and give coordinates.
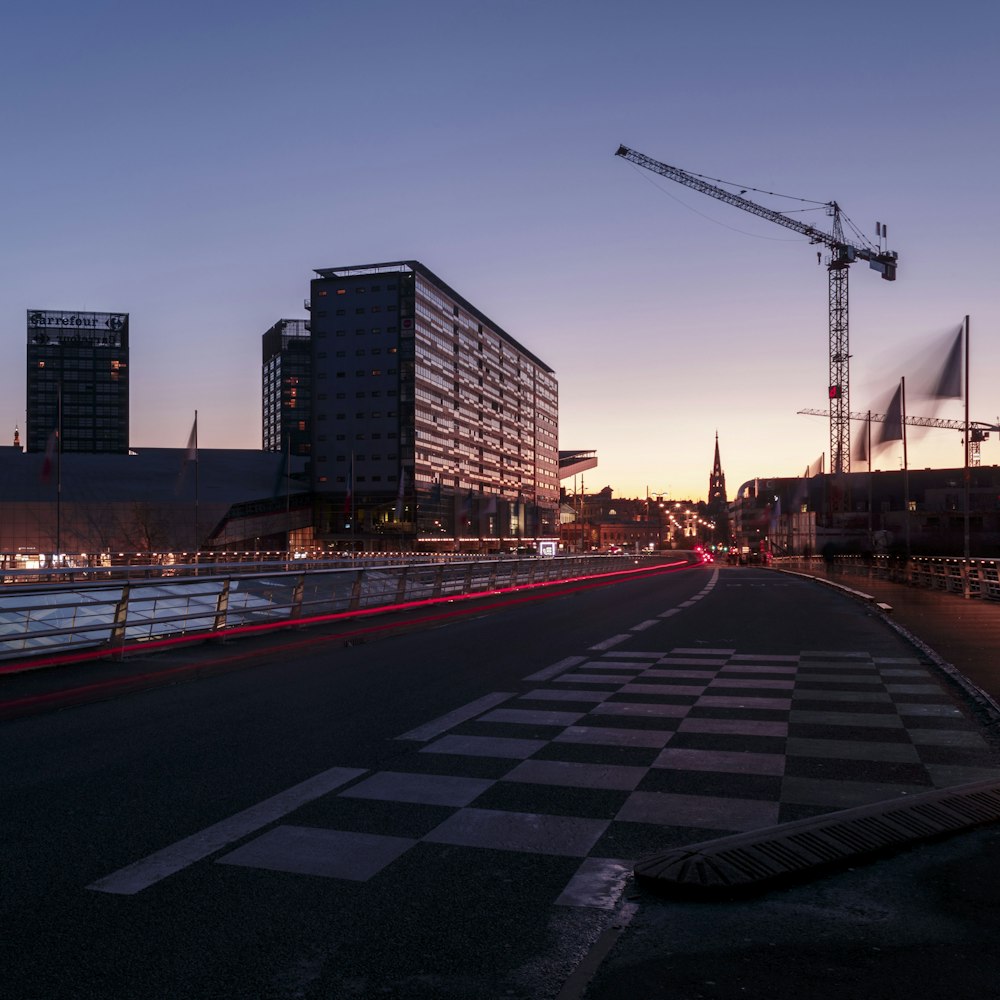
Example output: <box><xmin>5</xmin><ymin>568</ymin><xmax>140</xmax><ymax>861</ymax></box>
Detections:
<box><xmin>262</xmin><ymin>318</ymin><xmax>311</xmax><ymax>457</ymax></box>
<box><xmin>308</xmin><ymin>261</ymin><xmax>559</xmax><ymax>544</ymax></box>
<box><xmin>26</xmin><ymin>310</ymin><xmax>129</xmax><ymax>454</ymax></box>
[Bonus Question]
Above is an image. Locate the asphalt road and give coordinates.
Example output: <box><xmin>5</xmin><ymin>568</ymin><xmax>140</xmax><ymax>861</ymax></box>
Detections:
<box><xmin>3</xmin><ymin>564</ymin><xmax>996</xmax><ymax>999</ymax></box>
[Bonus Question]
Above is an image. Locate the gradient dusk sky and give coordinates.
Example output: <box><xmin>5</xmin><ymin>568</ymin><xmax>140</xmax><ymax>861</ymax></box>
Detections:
<box><xmin>5</xmin><ymin>1</ymin><xmax>998</xmax><ymax>501</ymax></box>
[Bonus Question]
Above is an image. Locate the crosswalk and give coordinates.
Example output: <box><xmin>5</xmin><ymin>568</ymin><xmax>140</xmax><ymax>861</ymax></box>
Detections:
<box><xmin>90</xmin><ymin>631</ymin><xmax>1000</xmax><ymax>908</ymax></box>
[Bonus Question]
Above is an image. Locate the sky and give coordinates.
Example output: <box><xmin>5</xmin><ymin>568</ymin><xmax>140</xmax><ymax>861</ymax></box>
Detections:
<box><xmin>5</xmin><ymin>0</ymin><xmax>998</xmax><ymax>502</ymax></box>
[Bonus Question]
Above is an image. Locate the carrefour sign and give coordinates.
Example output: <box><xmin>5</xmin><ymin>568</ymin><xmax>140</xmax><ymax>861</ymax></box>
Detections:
<box><xmin>27</xmin><ymin>310</ymin><xmax>129</xmax><ymax>347</ymax></box>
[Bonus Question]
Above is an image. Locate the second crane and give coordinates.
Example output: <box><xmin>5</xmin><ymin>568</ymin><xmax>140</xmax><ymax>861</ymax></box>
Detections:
<box><xmin>616</xmin><ymin>145</ymin><xmax>899</xmax><ymax>474</ymax></box>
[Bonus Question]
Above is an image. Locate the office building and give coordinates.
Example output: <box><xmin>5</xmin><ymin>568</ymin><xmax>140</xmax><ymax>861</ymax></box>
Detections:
<box><xmin>262</xmin><ymin>318</ymin><xmax>311</xmax><ymax>458</ymax></box>
<box><xmin>308</xmin><ymin>261</ymin><xmax>559</xmax><ymax>546</ymax></box>
<box><xmin>26</xmin><ymin>310</ymin><xmax>129</xmax><ymax>454</ymax></box>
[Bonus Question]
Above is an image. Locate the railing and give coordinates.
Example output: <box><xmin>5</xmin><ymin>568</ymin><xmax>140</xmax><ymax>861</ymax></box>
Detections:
<box><xmin>0</xmin><ymin>553</ymin><xmax>693</xmax><ymax>665</ymax></box>
<box><xmin>772</xmin><ymin>554</ymin><xmax>1000</xmax><ymax>601</ymax></box>
<box><xmin>0</xmin><ymin>550</ymin><xmax>545</xmax><ymax>587</ymax></box>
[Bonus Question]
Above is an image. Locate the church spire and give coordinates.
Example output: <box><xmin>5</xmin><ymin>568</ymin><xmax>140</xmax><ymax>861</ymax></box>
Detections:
<box><xmin>708</xmin><ymin>431</ymin><xmax>727</xmax><ymax>506</ymax></box>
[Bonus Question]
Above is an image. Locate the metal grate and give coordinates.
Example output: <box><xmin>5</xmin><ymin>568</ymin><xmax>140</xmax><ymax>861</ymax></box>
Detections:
<box><xmin>634</xmin><ymin>778</ymin><xmax>1000</xmax><ymax>898</ymax></box>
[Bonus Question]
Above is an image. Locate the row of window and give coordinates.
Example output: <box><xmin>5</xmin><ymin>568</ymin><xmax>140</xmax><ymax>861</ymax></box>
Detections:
<box><xmin>327</xmin><ymin>305</ymin><xmax>398</xmax><ymax>317</ymax></box>
<box><xmin>316</xmin><ymin>283</ymin><xmax>398</xmax><ymax>296</ymax></box>
<box><xmin>316</xmin><ymin>390</ymin><xmax>398</xmax><ymax>400</ymax></box>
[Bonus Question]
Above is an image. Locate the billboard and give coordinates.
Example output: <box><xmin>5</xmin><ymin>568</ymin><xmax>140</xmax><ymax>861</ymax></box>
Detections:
<box><xmin>27</xmin><ymin>310</ymin><xmax>129</xmax><ymax>348</ymax></box>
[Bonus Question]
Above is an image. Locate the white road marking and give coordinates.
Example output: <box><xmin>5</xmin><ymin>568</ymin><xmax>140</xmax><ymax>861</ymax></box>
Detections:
<box><xmin>395</xmin><ymin>692</ymin><xmax>514</xmax><ymax>741</ymax></box>
<box><xmin>87</xmin><ymin>766</ymin><xmax>367</xmax><ymax>895</ymax></box>
<box><xmin>589</xmin><ymin>634</ymin><xmax>630</xmax><ymax>651</ymax></box>
<box><xmin>523</xmin><ymin>656</ymin><xmax>587</xmax><ymax>682</ymax></box>
<box><xmin>630</xmin><ymin>620</ymin><xmax>659</xmax><ymax>632</ymax></box>
<box><xmin>555</xmin><ymin>857</ymin><xmax>632</xmax><ymax>909</ymax></box>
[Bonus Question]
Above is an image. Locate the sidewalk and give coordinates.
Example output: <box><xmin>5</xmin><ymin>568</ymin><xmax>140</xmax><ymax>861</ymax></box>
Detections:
<box><xmin>791</xmin><ymin>567</ymin><xmax>1000</xmax><ymax>714</ymax></box>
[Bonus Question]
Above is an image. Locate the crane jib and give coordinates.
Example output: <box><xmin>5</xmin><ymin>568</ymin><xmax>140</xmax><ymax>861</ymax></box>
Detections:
<box><xmin>615</xmin><ymin>144</ymin><xmax>897</xmax><ymax>280</ymax></box>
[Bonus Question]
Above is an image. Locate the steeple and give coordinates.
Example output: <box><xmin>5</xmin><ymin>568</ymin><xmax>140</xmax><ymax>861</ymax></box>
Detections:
<box><xmin>708</xmin><ymin>431</ymin><xmax>727</xmax><ymax>506</ymax></box>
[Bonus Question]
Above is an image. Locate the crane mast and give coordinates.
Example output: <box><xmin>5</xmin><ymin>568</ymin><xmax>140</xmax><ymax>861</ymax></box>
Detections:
<box><xmin>616</xmin><ymin>145</ymin><xmax>898</xmax><ymax>474</ymax></box>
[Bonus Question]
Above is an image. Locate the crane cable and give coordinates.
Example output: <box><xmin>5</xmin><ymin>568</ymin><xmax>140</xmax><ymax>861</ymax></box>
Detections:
<box><xmin>626</xmin><ymin>161</ymin><xmax>828</xmax><ymax>244</ymax></box>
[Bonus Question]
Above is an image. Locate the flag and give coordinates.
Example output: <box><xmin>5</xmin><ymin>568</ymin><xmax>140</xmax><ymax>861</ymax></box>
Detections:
<box><xmin>430</xmin><ymin>480</ymin><xmax>442</xmax><ymax>504</ymax></box>
<box><xmin>184</xmin><ymin>413</ymin><xmax>198</xmax><ymax>463</ymax></box>
<box><xmin>769</xmin><ymin>495</ymin><xmax>782</xmax><ymax>532</ymax></box>
<box><xmin>484</xmin><ymin>495</ymin><xmax>497</xmax><ymax>515</ymax></box>
<box><xmin>41</xmin><ymin>429</ymin><xmax>58</xmax><ymax>483</ymax></box>
<box><xmin>879</xmin><ymin>384</ymin><xmax>903</xmax><ymax>443</ymax></box>
<box><xmin>394</xmin><ymin>468</ymin><xmax>406</xmax><ymax>521</ymax></box>
<box><xmin>176</xmin><ymin>411</ymin><xmax>199</xmax><ymax>494</ymax></box>
<box><xmin>853</xmin><ymin>412</ymin><xmax>871</xmax><ymax>463</ymax></box>
<box><xmin>344</xmin><ymin>455</ymin><xmax>354</xmax><ymax>515</ymax></box>
<box><xmin>929</xmin><ymin>323</ymin><xmax>963</xmax><ymax>399</ymax></box>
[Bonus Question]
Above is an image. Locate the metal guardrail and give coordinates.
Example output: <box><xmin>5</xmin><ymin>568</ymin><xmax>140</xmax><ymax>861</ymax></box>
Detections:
<box><xmin>0</xmin><ymin>554</ymin><xmax>686</xmax><ymax>665</ymax></box>
<box><xmin>772</xmin><ymin>555</ymin><xmax>1000</xmax><ymax>601</ymax></box>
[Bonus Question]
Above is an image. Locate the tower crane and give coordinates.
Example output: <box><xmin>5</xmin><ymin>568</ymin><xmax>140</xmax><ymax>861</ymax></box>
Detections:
<box><xmin>616</xmin><ymin>145</ymin><xmax>899</xmax><ymax>474</ymax></box>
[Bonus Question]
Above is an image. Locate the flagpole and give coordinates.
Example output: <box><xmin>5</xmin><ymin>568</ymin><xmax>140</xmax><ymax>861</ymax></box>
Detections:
<box><xmin>56</xmin><ymin>381</ymin><xmax>62</xmax><ymax>561</ymax></box>
<box><xmin>194</xmin><ymin>410</ymin><xmax>200</xmax><ymax>556</ymax></box>
<box><xmin>901</xmin><ymin>378</ymin><xmax>910</xmax><ymax>555</ymax></box>
<box><xmin>964</xmin><ymin>315</ymin><xmax>970</xmax><ymax>559</ymax></box>
<box><xmin>866</xmin><ymin>410</ymin><xmax>872</xmax><ymax>548</ymax></box>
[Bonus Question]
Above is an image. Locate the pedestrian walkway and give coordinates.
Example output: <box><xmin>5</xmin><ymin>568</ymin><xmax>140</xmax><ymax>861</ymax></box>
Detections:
<box><xmin>781</xmin><ymin>566</ymin><xmax>1000</xmax><ymax>711</ymax></box>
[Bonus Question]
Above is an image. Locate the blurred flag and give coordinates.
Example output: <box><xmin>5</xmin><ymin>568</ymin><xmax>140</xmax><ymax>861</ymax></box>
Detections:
<box><xmin>184</xmin><ymin>413</ymin><xmax>198</xmax><ymax>463</ymax></box>
<box><xmin>41</xmin><ymin>429</ymin><xmax>58</xmax><ymax>483</ymax></box>
<box><xmin>853</xmin><ymin>412</ymin><xmax>871</xmax><ymax>463</ymax></box>
<box><xmin>929</xmin><ymin>323</ymin><xmax>963</xmax><ymax>399</ymax></box>
<box><xmin>176</xmin><ymin>412</ymin><xmax>199</xmax><ymax>494</ymax></box>
<box><xmin>879</xmin><ymin>384</ymin><xmax>903</xmax><ymax>443</ymax></box>
<box><xmin>394</xmin><ymin>468</ymin><xmax>407</xmax><ymax>521</ymax></box>
<box><xmin>344</xmin><ymin>455</ymin><xmax>354</xmax><ymax>515</ymax></box>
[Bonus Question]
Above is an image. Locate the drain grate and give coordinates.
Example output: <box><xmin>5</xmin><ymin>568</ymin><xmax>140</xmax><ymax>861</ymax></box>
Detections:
<box><xmin>634</xmin><ymin>778</ymin><xmax>1000</xmax><ymax>898</ymax></box>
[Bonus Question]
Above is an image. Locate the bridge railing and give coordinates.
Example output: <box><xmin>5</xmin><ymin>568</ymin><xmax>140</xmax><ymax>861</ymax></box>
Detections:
<box><xmin>772</xmin><ymin>554</ymin><xmax>1000</xmax><ymax>601</ymax></box>
<box><xmin>0</xmin><ymin>553</ymin><xmax>692</xmax><ymax>665</ymax></box>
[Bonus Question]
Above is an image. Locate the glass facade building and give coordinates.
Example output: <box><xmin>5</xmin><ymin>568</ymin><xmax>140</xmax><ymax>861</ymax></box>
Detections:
<box><xmin>308</xmin><ymin>261</ymin><xmax>559</xmax><ymax>546</ymax></box>
<box><xmin>262</xmin><ymin>318</ymin><xmax>312</xmax><ymax>458</ymax></box>
<box><xmin>26</xmin><ymin>310</ymin><xmax>129</xmax><ymax>454</ymax></box>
